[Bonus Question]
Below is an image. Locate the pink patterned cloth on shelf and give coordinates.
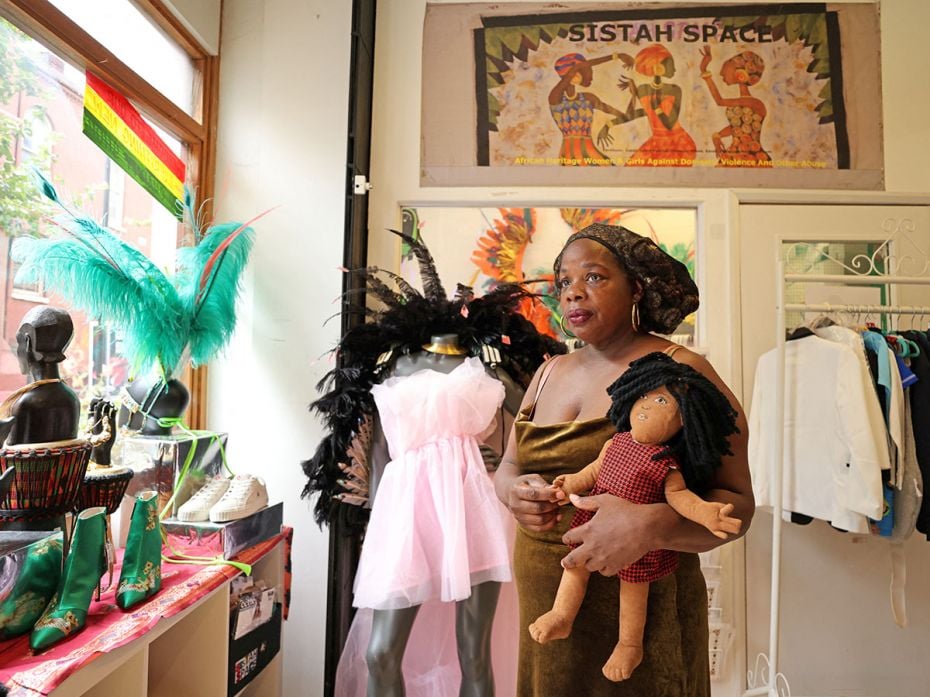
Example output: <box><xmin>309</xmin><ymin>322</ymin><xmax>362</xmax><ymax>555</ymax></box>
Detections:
<box><xmin>0</xmin><ymin>528</ymin><xmax>291</xmax><ymax>696</ymax></box>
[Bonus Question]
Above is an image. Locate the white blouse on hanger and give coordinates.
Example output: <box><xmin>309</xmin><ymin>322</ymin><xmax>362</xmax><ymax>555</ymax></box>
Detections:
<box><xmin>749</xmin><ymin>334</ymin><xmax>889</xmax><ymax>533</ymax></box>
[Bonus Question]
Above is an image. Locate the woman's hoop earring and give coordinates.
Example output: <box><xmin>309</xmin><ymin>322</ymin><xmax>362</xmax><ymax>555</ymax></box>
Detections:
<box><xmin>558</xmin><ymin>314</ymin><xmax>576</xmax><ymax>338</ymax></box>
<box><xmin>631</xmin><ymin>303</ymin><xmax>641</xmax><ymax>333</ymax></box>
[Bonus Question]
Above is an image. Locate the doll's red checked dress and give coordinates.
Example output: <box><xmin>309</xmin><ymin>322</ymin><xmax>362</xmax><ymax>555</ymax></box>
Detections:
<box><xmin>569</xmin><ymin>431</ymin><xmax>679</xmax><ymax>583</ymax></box>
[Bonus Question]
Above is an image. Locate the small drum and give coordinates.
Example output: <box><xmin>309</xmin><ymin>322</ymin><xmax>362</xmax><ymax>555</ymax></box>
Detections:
<box><xmin>77</xmin><ymin>465</ymin><xmax>135</xmax><ymax>515</ymax></box>
<box><xmin>0</xmin><ymin>439</ymin><xmax>91</xmax><ymax>522</ymax></box>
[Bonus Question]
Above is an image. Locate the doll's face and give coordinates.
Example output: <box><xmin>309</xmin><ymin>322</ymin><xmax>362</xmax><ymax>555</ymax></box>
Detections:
<box><xmin>629</xmin><ymin>386</ymin><xmax>682</xmax><ymax>445</ymax></box>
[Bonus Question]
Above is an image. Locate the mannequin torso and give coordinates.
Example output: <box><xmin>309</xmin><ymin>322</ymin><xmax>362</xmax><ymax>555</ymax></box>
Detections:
<box><xmin>363</xmin><ymin>333</ymin><xmax>512</xmax><ymax>697</ymax></box>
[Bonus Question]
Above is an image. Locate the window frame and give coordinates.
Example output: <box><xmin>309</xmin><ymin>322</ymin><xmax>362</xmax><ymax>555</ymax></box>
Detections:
<box><xmin>0</xmin><ymin>0</ymin><xmax>219</xmax><ymax>429</ymax></box>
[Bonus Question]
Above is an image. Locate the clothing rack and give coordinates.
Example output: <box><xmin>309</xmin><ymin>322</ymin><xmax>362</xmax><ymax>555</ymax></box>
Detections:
<box><xmin>744</xmin><ymin>238</ymin><xmax>930</xmax><ymax>697</ymax></box>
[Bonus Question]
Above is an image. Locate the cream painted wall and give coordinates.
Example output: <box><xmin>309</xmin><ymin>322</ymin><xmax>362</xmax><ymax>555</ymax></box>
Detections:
<box><xmin>367</xmin><ymin>1</ymin><xmax>930</xmax><ymax>697</ymax></box>
<box><xmin>195</xmin><ymin>0</ymin><xmax>930</xmax><ymax>694</ymax></box>
<box><xmin>208</xmin><ymin>1</ymin><xmax>351</xmax><ymax>696</ymax></box>
<box><xmin>368</xmin><ymin>1</ymin><xmax>745</xmax><ymax>693</ymax></box>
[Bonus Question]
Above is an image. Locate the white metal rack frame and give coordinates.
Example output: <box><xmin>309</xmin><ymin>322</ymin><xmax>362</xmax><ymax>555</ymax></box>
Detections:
<box><xmin>744</xmin><ymin>220</ymin><xmax>930</xmax><ymax>697</ymax></box>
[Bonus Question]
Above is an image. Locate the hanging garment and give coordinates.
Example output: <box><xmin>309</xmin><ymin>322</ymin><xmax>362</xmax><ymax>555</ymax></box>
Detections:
<box><xmin>902</xmin><ymin>330</ymin><xmax>930</xmax><ymax>537</ymax></box>
<box><xmin>749</xmin><ymin>335</ymin><xmax>889</xmax><ymax>532</ymax></box>
<box><xmin>862</xmin><ymin>332</ymin><xmax>906</xmax><ymax>483</ymax></box>
<box><xmin>353</xmin><ymin>356</ymin><xmax>511</xmax><ymax>610</ymax></box>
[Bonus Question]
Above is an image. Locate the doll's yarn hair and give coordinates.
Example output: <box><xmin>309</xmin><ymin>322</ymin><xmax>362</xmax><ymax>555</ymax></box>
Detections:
<box><xmin>606</xmin><ymin>351</ymin><xmax>739</xmax><ymax>492</ymax></box>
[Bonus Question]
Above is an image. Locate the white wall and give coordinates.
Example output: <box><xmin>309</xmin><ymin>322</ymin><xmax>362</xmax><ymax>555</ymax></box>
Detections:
<box><xmin>367</xmin><ymin>1</ymin><xmax>930</xmax><ymax>696</ymax></box>
<box><xmin>197</xmin><ymin>0</ymin><xmax>930</xmax><ymax>694</ymax></box>
<box><xmin>368</xmin><ymin>1</ymin><xmax>746</xmax><ymax>693</ymax></box>
<box><xmin>208</xmin><ymin>1</ymin><xmax>351</xmax><ymax>696</ymax></box>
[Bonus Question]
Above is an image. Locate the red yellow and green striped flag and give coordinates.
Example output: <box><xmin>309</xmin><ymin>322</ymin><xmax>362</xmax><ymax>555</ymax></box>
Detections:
<box><xmin>82</xmin><ymin>71</ymin><xmax>186</xmax><ymax>219</ymax></box>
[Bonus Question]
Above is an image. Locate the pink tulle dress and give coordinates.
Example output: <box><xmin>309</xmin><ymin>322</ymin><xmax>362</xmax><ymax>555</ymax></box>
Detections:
<box><xmin>352</xmin><ymin>356</ymin><xmax>512</xmax><ymax>610</ymax></box>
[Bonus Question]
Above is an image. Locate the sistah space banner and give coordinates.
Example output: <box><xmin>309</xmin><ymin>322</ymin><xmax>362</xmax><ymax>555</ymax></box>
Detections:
<box><xmin>421</xmin><ymin>3</ymin><xmax>883</xmax><ymax>189</ymax></box>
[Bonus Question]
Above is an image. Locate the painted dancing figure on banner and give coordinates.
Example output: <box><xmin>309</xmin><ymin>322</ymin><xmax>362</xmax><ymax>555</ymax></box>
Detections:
<box><xmin>596</xmin><ymin>44</ymin><xmax>697</xmax><ymax>167</ymax></box>
<box><xmin>699</xmin><ymin>47</ymin><xmax>770</xmax><ymax>166</ymax></box>
<box><xmin>548</xmin><ymin>53</ymin><xmax>629</xmax><ymax>166</ymax></box>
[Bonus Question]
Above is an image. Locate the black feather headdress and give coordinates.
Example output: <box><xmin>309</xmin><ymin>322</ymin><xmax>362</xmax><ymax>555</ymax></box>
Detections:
<box><xmin>301</xmin><ymin>229</ymin><xmax>565</xmax><ymax>530</ymax></box>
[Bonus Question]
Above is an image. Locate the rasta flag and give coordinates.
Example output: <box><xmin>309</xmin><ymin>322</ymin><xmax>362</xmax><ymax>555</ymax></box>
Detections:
<box><xmin>82</xmin><ymin>71</ymin><xmax>186</xmax><ymax>219</ymax></box>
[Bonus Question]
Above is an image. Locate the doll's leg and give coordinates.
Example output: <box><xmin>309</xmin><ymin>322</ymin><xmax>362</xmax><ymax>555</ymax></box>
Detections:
<box><xmin>455</xmin><ymin>580</ymin><xmax>501</xmax><ymax>697</ymax></box>
<box><xmin>528</xmin><ymin>566</ymin><xmax>591</xmax><ymax>643</ymax></box>
<box><xmin>602</xmin><ymin>580</ymin><xmax>649</xmax><ymax>682</ymax></box>
<box><xmin>366</xmin><ymin>605</ymin><xmax>421</xmax><ymax>697</ymax></box>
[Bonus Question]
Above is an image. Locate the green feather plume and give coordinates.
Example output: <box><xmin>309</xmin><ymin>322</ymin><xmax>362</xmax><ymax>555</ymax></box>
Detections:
<box><xmin>13</xmin><ymin>180</ymin><xmax>259</xmax><ymax>378</ymax></box>
<box><xmin>13</xmin><ymin>220</ymin><xmax>186</xmax><ymax>375</ymax></box>
<box><xmin>176</xmin><ymin>221</ymin><xmax>255</xmax><ymax>367</ymax></box>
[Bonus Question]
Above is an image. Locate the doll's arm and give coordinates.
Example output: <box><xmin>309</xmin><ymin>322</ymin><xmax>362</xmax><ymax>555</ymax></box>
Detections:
<box><xmin>664</xmin><ymin>470</ymin><xmax>741</xmax><ymax>539</ymax></box>
<box><xmin>553</xmin><ymin>440</ymin><xmax>610</xmax><ymax>503</ymax></box>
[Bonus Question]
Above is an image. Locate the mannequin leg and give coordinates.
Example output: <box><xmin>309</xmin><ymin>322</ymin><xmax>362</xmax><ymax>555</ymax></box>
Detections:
<box><xmin>602</xmin><ymin>580</ymin><xmax>649</xmax><ymax>682</ymax></box>
<box><xmin>455</xmin><ymin>581</ymin><xmax>501</xmax><ymax>697</ymax></box>
<box><xmin>366</xmin><ymin>605</ymin><xmax>421</xmax><ymax>697</ymax></box>
<box><xmin>528</xmin><ymin>566</ymin><xmax>591</xmax><ymax>643</ymax></box>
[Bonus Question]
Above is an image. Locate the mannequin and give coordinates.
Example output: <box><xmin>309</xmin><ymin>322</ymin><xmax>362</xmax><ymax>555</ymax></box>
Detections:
<box><xmin>118</xmin><ymin>372</ymin><xmax>190</xmax><ymax>436</ymax></box>
<box><xmin>363</xmin><ymin>333</ymin><xmax>514</xmax><ymax>697</ymax></box>
<box><xmin>3</xmin><ymin>306</ymin><xmax>80</xmax><ymax>445</ymax></box>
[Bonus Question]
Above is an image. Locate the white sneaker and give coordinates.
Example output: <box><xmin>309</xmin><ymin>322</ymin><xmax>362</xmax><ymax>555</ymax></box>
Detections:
<box><xmin>209</xmin><ymin>474</ymin><xmax>269</xmax><ymax>523</ymax></box>
<box><xmin>177</xmin><ymin>477</ymin><xmax>232</xmax><ymax>522</ymax></box>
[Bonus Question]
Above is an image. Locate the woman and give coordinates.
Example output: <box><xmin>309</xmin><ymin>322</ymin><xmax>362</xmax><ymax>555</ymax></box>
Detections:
<box><xmin>548</xmin><ymin>52</ymin><xmax>628</xmax><ymax>166</ymax></box>
<box><xmin>596</xmin><ymin>45</ymin><xmax>697</xmax><ymax>167</ymax></box>
<box><xmin>699</xmin><ymin>46</ymin><xmax>770</xmax><ymax>166</ymax></box>
<box><xmin>495</xmin><ymin>224</ymin><xmax>753</xmax><ymax>696</ymax></box>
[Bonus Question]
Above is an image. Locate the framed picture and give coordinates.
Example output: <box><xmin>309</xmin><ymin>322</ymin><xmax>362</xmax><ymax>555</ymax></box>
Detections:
<box><xmin>399</xmin><ymin>205</ymin><xmax>698</xmax><ymax>344</ymax></box>
<box><xmin>422</xmin><ymin>2</ymin><xmax>882</xmax><ymax>189</ymax></box>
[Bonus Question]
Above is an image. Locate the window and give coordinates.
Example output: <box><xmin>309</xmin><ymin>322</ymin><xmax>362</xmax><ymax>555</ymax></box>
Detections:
<box><xmin>0</xmin><ymin>1</ymin><xmax>217</xmax><ymax>426</ymax></box>
<box><xmin>20</xmin><ymin>107</ymin><xmax>54</xmax><ymax>168</ymax></box>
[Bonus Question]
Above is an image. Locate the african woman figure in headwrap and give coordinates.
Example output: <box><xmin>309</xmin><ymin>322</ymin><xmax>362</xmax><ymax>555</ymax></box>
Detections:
<box><xmin>699</xmin><ymin>47</ymin><xmax>771</xmax><ymax>166</ymax></box>
<box><xmin>596</xmin><ymin>44</ymin><xmax>697</xmax><ymax>167</ymax></box>
<box><xmin>548</xmin><ymin>52</ymin><xmax>630</xmax><ymax>166</ymax></box>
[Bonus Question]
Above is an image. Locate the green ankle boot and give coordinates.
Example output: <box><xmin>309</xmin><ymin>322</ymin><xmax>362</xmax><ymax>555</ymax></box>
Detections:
<box><xmin>30</xmin><ymin>507</ymin><xmax>108</xmax><ymax>652</ymax></box>
<box><xmin>116</xmin><ymin>491</ymin><xmax>162</xmax><ymax>610</ymax></box>
<box><xmin>0</xmin><ymin>535</ymin><xmax>63</xmax><ymax>639</ymax></box>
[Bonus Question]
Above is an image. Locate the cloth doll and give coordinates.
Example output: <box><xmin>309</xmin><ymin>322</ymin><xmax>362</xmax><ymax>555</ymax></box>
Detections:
<box><xmin>529</xmin><ymin>351</ymin><xmax>741</xmax><ymax>682</ymax></box>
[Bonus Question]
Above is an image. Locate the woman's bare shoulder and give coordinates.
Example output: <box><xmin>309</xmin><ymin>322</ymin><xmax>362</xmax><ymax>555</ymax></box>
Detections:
<box><xmin>665</xmin><ymin>345</ymin><xmax>713</xmax><ymax>372</ymax></box>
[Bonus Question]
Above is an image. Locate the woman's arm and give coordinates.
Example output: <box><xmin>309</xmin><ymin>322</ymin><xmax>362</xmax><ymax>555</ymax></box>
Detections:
<box><xmin>561</xmin><ymin>348</ymin><xmax>754</xmax><ymax>575</ymax></box>
<box><xmin>495</xmin><ymin>359</ymin><xmax>563</xmax><ymax>532</ymax></box>
<box><xmin>652</xmin><ymin>84</ymin><xmax>683</xmax><ymax>130</ymax></box>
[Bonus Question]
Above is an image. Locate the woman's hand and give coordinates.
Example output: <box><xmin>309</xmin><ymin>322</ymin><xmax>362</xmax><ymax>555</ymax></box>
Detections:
<box><xmin>699</xmin><ymin>46</ymin><xmax>712</xmax><ymax>73</ymax></box>
<box><xmin>560</xmin><ymin>494</ymin><xmax>657</xmax><ymax>575</ymax></box>
<box><xmin>500</xmin><ymin>473</ymin><xmax>562</xmax><ymax>532</ymax></box>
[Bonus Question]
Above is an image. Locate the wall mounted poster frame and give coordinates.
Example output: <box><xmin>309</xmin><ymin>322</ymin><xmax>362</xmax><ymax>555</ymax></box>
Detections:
<box><xmin>421</xmin><ymin>2</ymin><xmax>883</xmax><ymax>189</ymax></box>
<box><xmin>399</xmin><ymin>205</ymin><xmax>698</xmax><ymax>344</ymax></box>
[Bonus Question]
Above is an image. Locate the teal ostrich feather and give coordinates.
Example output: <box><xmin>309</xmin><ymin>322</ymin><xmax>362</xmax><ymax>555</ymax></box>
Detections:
<box><xmin>13</xmin><ymin>178</ymin><xmax>259</xmax><ymax>378</ymax></box>
<box><xmin>176</xmin><ymin>221</ymin><xmax>255</xmax><ymax>367</ymax></box>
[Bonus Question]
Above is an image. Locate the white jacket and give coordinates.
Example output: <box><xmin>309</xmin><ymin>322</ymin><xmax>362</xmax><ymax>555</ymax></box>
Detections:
<box><xmin>749</xmin><ymin>335</ymin><xmax>889</xmax><ymax>533</ymax></box>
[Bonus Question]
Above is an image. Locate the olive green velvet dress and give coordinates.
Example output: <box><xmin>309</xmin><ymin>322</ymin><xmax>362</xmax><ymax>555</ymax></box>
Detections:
<box><xmin>513</xmin><ymin>403</ymin><xmax>710</xmax><ymax>696</ymax></box>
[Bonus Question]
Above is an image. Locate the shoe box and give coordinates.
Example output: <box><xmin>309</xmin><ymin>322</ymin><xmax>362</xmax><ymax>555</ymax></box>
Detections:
<box><xmin>161</xmin><ymin>501</ymin><xmax>283</xmax><ymax>560</ymax></box>
<box><xmin>115</xmin><ymin>430</ymin><xmax>229</xmax><ymax>518</ymax></box>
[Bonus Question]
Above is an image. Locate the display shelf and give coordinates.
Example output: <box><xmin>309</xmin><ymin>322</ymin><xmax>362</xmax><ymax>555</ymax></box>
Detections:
<box><xmin>148</xmin><ymin>588</ymin><xmax>229</xmax><ymax>697</ymax></box>
<box><xmin>1</xmin><ymin>534</ymin><xmax>287</xmax><ymax>697</ymax></box>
